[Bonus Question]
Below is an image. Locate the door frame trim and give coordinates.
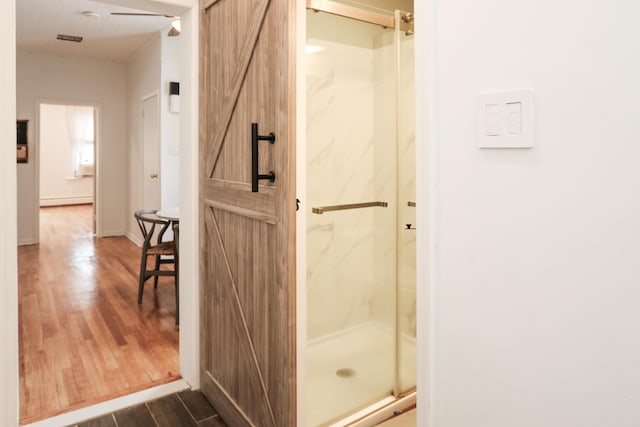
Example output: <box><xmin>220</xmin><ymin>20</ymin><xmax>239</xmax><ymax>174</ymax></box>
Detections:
<box><xmin>295</xmin><ymin>1</ymin><xmax>307</xmax><ymax>425</ymax></box>
<box><xmin>1</xmin><ymin>2</ymin><xmax>17</xmax><ymax>425</ymax></box>
<box><xmin>4</xmin><ymin>0</ymin><xmax>201</xmax><ymax>425</ymax></box>
<box><xmin>415</xmin><ymin>1</ymin><xmax>431</xmax><ymax>424</ymax></box>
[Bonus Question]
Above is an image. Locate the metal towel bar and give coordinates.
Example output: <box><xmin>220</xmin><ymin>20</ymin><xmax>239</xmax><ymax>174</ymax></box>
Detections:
<box><xmin>312</xmin><ymin>201</ymin><xmax>388</xmax><ymax>215</ymax></box>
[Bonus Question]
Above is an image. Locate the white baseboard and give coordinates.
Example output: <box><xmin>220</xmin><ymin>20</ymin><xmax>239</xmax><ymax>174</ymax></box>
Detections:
<box><xmin>125</xmin><ymin>231</ymin><xmax>143</xmax><ymax>247</ymax></box>
<box><xmin>18</xmin><ymin>238</ymin><xmax>37</xmax><ymax>246</ymax></box>
<box><xmin>100</xmin><ymin>230</ymin><xmax>125</xmax><ymax>238</ymax></box>
<box><xmin>39</xmin><ymin>196</ymin><xmax>93</xmax><ymax>207</ymax></box>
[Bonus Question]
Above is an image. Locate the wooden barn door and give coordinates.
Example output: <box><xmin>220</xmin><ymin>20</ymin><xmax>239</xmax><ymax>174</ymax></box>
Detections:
<box><xmin>199</xmin><ymin>0</ymin><xmax>296</xmax><ymax>425</ymax></box>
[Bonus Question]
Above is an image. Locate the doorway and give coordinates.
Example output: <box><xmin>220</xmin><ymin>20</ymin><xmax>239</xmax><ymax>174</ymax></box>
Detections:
<box><xmin>20</xmin><ymin>100</ymin><xmax>178</xmax><ymax>425</ymax></box>
<box><xmin>142</xmin><ymin>93</ymin><xmax>161</xmax><ymax>211</ymax></box>
<box><xmin>4</xmin><ymin>0</ymin><xmax>201</xmax><ymax>425</ymax></box>
<box><xmin>20</xmin><ymin>101</ymin><xmax>179</xmax><ymax>425</ymax></box>
<box><xmin>38</xmin><ymin>102</ymin><xmax>97</xmax><ymax>234</ymax></box>
<box><xmin>303</xmin><ymin>3</ymin><xmax>416</xmax><ymax>425</ymax></box>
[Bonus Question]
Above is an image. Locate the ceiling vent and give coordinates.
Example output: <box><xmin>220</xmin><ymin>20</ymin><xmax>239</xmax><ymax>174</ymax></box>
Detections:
<box><xmin>56</xmin><ymin>34</ymin><xmax>83</xmax><ymax>43</ymax></box>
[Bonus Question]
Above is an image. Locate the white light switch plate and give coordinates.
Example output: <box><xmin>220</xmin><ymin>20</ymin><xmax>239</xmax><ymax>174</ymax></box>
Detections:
<box><xmin>477</xmin><ymin>89</ymin><xmax>533</xmax><ymax>148</ymax></box>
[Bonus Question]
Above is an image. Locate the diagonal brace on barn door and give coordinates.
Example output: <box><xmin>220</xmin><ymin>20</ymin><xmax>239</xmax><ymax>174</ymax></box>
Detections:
<box><xmin>204</xmin><ymin>0</ymin><xmax>272</xmax><ymax>178</ymax></box>
<box><xmin>204</xmin><ymin>207</ymin><xmax>277</xmax><ymax>425</ymax></box>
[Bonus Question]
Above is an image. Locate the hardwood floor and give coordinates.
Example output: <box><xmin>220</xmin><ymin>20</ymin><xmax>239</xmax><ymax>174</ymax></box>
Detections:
<box><xmin>19</xmin><ymin>205</ymin><xmax>180</xmax><ymax>424</ymax></box>
<box><xmin>70</xmin><ymin>391</ymin><xmax>227</xmax><ymax>427</ymax></box>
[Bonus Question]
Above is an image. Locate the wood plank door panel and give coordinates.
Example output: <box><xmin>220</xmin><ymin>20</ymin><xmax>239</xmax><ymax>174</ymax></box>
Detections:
<box><xmin>199</xmin><ymin>0</ymin><xmax>296</xmax><ymax>426</ymax></box>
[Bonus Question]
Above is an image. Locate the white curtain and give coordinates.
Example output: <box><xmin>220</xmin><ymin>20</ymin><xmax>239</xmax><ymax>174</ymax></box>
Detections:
<box><xmin>66</xmin><ymin>106</ymin><xmax>94</xmax><ymax>177</ymax></box>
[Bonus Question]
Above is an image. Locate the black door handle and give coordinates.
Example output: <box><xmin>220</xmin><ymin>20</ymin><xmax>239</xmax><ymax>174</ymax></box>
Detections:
<box><xmin>251</xmin><ymin>123</ymin><xmax>276</xmax><ymax>192</ymax></box>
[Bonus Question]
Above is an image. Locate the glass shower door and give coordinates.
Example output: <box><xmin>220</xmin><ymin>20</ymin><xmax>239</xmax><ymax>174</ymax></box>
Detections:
<box><xmin>305</xmin><ymin>8</ymin><xmax>397</xmax><ymax>426</ymax></box>
<box><xmin>395</xmin><ymin>10</ymin><xmax>417</xmax><ymax>394</ymax></box>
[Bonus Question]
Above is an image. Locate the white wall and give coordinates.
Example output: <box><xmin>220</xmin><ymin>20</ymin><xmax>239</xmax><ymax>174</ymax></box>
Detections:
<box><xmin>17</xmin><ymin>53</ymin><xmax>127</xmax><ymax>242</ymax></box>
<box><xmin>39</xmin><ymin>104</ymin><xmax>94</xmax><ymax>206</ymax></box>
<box><xmin>125</xmin><ymin>32</ymin><xmax>181</xmax><ymax>241</ymax></box>
<box><xmin>125</xmin><ymin>34</ymin><xmax>161</xmax><ymax>241</ymax></box>
<box><xmin>421</xmin><ymin>1</ymin><xmax>640</xmax><ymax>425</ymax></box>
<box><xmin>160</xmin><ymin>34</ymin><xmax>181</xmax><ymax>211</ymax></box>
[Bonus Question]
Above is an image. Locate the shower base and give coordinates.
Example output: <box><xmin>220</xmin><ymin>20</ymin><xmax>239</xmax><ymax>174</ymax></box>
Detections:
<box><xmin>307</xmin><ymin>322</ymin><xmax>416</xmax><ymax>426</ymax></box>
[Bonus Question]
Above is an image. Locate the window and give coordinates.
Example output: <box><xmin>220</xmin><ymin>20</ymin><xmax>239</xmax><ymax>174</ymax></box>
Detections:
<box><xmin>66</xmin><ymin>106</ymin><xmax>95</xmax><ymax>177</ymax></box>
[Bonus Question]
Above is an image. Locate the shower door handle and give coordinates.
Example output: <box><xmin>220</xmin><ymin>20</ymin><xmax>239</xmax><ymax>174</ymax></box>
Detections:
<box><xmin>251</xmin><ymin>122</ymin><xmax>276</xmax><ymax>192</ymax></box>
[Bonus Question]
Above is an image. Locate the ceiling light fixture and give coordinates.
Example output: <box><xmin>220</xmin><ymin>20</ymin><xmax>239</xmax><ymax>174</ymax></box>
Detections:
<box><xmin>111</xmin><ymin>12</ymin><xmax>178</xmax><ymax>18</ymax></box>
<box><xmin>57</xmin><ymin>34</ymin><xmax>83</xmax><ymax>43</ymax></box>
<box><xmin>82</xmin><ymin>11</ymin><xmax>101</xmax><ymax>19</ymax></box>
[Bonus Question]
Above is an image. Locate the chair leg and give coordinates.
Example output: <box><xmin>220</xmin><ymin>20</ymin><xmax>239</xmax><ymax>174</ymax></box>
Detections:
<box><xmin>138</xmin><ymin>254</ymin><xmax>146</xmax><ymax>304</ymax></box>
<box><xmin>153</xmin><ymin>255</ymin><xmax>161</xmax><ymax>289</ymax></box>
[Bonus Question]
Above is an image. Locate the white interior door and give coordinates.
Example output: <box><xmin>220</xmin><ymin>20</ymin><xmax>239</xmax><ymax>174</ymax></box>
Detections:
<box><xmin>142</xmin><ymin>93</ymin><xmax>161</xmax><ymax>210</ymax></box>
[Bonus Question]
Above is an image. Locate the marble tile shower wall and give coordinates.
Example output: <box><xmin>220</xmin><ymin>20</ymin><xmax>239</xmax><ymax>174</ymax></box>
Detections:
<box><xmin>307</xmin><ymin>36</ymin><xmax>381</xmax><ymax>340</ymax></box>
<box><xmin>371</xmin><ymin>31</ymin><xmax>397</xmax><ymax>333</ymax></box>
<box><xmin>306</xmin><ymin>26</ymin><xmax>416</xmax><ymax>343</ymax></box>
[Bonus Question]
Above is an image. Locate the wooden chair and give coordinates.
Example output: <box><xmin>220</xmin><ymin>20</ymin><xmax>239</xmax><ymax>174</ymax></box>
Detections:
<box><xmin>134</xmin><ymin>210</ymin><xmax>176</xmax><ymax>316</ymax></box>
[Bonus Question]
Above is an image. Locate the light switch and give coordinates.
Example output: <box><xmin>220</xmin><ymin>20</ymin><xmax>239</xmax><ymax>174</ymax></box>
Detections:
<box><xmin>477</xmin><ymin>90</ymin><xmax>533</xmax><ymax>148</ymax></box>
<box><xmin>505</xmin><ymin>102</ymin><xmax>522</xmax><ymax>135</ymax></box>
<box><xmin>485</xmin><ymin>104</ymin><xmax>501</xmax><ymax>136</ymax></box>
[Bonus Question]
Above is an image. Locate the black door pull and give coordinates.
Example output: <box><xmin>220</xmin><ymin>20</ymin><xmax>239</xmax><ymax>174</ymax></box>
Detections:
<box><xmin>251</xmin><ymin>123</ymin><xmax>276</xmax><ymax>192</ymax></box>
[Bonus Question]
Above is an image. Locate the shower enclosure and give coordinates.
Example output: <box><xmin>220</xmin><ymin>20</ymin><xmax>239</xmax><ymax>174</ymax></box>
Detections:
<box><xmin>305</xmin><ymin>2</ymin><xmax>416</xmax><ymax>425</ymax></box>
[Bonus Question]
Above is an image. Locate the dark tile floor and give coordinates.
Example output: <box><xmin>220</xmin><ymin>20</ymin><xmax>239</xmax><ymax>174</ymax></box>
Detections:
<box><xmin>68</xmin><ymin>390</ymin><xmax>227</xmax><ymax>427</ymax></box>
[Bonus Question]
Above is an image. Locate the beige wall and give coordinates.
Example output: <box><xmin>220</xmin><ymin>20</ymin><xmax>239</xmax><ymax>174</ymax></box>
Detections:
<box><xmin>124</xmin><ymin>35</ymin><xmax>161</xmax><ymax>242</ymax></box>
<box><xmin>16</xmin><ymin>53</ymin><xmax>127</xmax><ymax>243</ymax></box>
<box><xmin>160</xmin><ymin>34</ymin><xmax>181</xmax><ymax>212</ymax></box>
<box><xmin>124</xmin><ymin>32</ymin><xmax>181</xmax><ymax>243</ymax></box>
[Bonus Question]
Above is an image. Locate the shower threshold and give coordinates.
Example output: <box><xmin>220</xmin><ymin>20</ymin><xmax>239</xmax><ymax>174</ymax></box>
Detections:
<box><xmin>328</xmin><ymin>391</ymin><xmax>416</xmax><ymax>427</ymax></box>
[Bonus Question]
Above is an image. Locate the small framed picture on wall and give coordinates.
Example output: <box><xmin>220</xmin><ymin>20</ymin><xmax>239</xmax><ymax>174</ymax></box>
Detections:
<box><xmin>17</xmin><ymin>119</ymin><xmax>28</xmax><ymax>163</ymax></box>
